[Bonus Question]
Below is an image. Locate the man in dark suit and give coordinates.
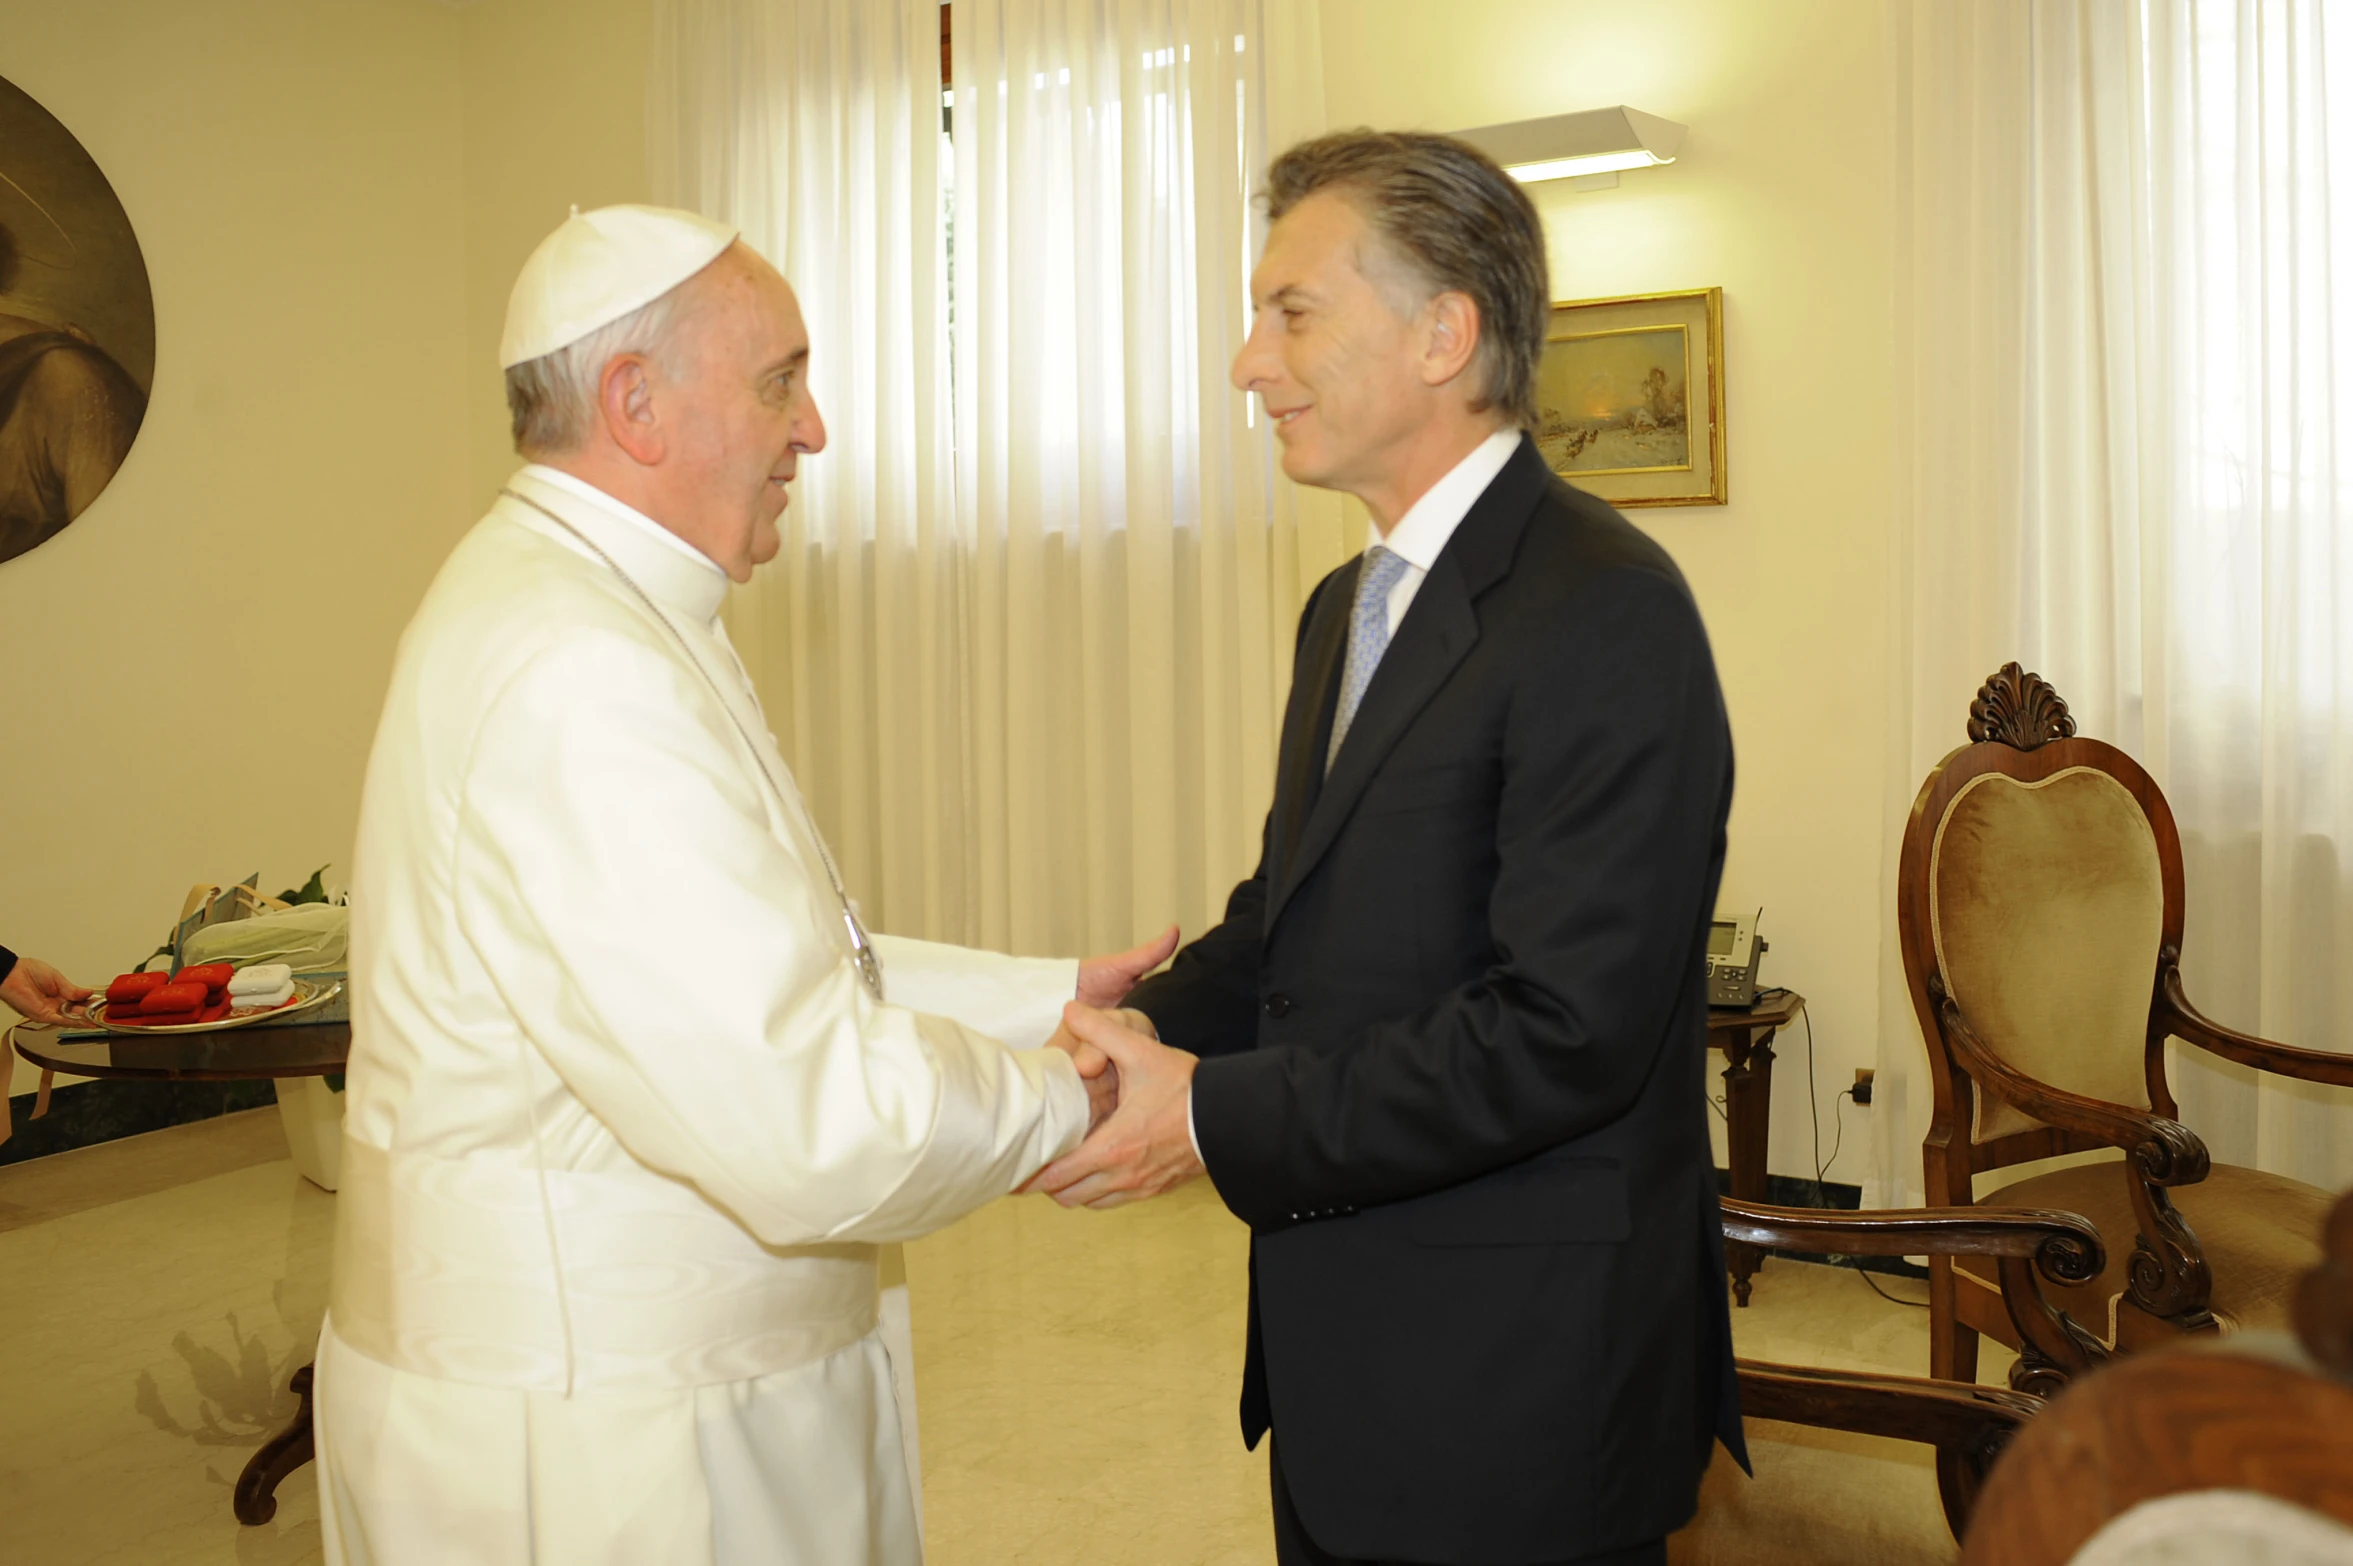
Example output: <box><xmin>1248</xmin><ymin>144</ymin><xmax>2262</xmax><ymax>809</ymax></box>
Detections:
<box><xmin>1032</xmin><ymin>129</ymin><xmax>1745</xmax><ymax>1566</ymax></box>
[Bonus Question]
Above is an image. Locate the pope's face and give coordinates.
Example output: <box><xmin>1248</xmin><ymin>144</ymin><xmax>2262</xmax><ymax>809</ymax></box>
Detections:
<box><xmin>1230</xmin><ymin>191</ymin><xmax>1430</xmax><ymax>501</ymax></box>
<box><xmin>663</xmin><ymin>250</ymin><xmax>827</xmax><ymax>582</ymax></box>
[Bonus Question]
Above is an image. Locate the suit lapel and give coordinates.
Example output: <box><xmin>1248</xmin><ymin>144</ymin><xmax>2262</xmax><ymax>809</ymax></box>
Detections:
<box><xmin>1268</xmin><ymin>560</ymin><xmax>1356</xmax><ymax>893</ymax></box>
<box><xmin>1263</xmin><ymin>437</ymin><xmax>1554</xmax><ymax>934</ymax></box>
<box><xmin>1266</xmin><ymin>553</ymin><xmax>1478</xmax><ymax>931</ymax></box>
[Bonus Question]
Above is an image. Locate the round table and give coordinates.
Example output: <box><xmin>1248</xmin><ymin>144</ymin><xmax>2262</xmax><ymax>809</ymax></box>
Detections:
<box><xmin>11</xmin><ymin>1017</ymin><xmax>347</xmax><ymax>1526</ymax></box>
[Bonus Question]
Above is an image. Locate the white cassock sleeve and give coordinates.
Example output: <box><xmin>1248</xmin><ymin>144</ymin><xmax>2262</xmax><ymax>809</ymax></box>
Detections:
<box><xmin>452</xmin><ymin>627</ymin><xmax>1090</xmax><ymax>1247</ymax></box>
<box><xmin>866</xmin><ymin>934</ymin><xmax>1077</xmax><ymax>1052</ymax></box>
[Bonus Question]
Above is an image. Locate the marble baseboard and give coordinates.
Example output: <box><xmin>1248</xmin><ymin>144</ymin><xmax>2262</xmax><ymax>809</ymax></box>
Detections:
<box><xmin>2</xmin><ymin>1078</ymin><xmax>278</xmax><ymax>1168</ymax></box>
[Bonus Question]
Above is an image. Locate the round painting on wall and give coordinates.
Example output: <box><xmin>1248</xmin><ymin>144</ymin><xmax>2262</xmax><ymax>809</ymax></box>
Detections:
<box><xmin>0</xmin><ymin>75</ymin><xmax>154</xmax><ymax>567</ymax></box>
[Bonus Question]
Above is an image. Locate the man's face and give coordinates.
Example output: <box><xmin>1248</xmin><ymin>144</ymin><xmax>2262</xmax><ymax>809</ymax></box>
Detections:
<box><xmin>659</xmin><ymin>249</ymin><xmax>827</xmax><ymax>582</ymax></box>
<box><xmin>1230</xmin><ymin>190</ymin><xmax>1432</xmax><ymax>497</ymax></box>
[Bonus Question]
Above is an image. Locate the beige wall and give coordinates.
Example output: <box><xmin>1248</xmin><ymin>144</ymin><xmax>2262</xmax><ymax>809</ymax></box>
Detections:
<box><xmin>0</xmin><ymin>0</ymin><xmax>652</xmax><ymax>1095</ymax></box>
<box><xmin>1324</xmin><ymin>0</ymin><xmax>1899</xmax><ymax>1184</ymax></box>
<box><xmin>455</xmin><ymin>0</ymin><xmax>655</xmax><ymax>502</ymax></box>
<box><xmin>1</xmin><ymin>0</ymin><xmax>475</xmax><ymax>1091</ymax></box>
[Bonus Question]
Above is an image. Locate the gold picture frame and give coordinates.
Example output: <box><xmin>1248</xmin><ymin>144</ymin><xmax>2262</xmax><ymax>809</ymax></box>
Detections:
<box><xmin>1535</xmin><ymin>287</ymin><xmax>1725</xmax><ymax>508</ymax></box>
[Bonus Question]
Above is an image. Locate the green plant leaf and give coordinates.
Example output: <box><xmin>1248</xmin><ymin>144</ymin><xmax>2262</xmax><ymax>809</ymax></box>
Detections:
<box><xmin>275</xmin><ymin>866</ymin><xmax>332</xmax><ymax>906</ymax></box>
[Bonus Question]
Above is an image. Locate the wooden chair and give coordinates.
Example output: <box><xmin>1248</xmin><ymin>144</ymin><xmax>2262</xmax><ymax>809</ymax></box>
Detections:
<box><xmin>1897</xmin><ymin>664</ymin><xmax>2353</xmax><ymax>1383</ymax></box>
<box><xmin>1959</xmin><ymin>1189</ymin><xmax>2353</xmax><ymax>1564</ymax></box>
<box><xmin>1668</xmin><ymin>1197</ymin><xmax>2107</xmax><ymax>1565</ymax></box>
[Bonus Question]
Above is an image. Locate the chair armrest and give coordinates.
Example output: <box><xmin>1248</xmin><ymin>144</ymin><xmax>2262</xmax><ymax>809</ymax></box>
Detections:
<box><xmin>1932</xmin><ymin>976</ymin><xmax>2221</xmax><ymax>1331</ymax></box>
<box><xmin>1930</xmin><ymin>977</ymin><xmax>2209</xmax><ymax>1186</ymax></box>
<box><xmin>1721</xmin><ymin>1198</ymin><xmax>2102</xmax><ymax>1269</ymax></box>
<box><xmin>1736</xmin><ymin>1360</ymin><xmax>2043</xmax><ymax>1539</ymax></box>
<box><xmin>1736</xmin><ymin>1359</ymin><xmax>2043</xmax><ymax>1447</ymax></box>
<box><xmin>1723</xmin><ymin>1198</ymin><xmax>2111</xmax><ymax>1393</ymax></box>
<box><xmin>2161</xmin><ymin>967</ymin><xmax>2353</xmax><ymax>1088</ymax></box>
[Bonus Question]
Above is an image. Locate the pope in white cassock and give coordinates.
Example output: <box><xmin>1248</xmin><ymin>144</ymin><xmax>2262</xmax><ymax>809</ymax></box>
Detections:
<box><xmin>315</xmin><ymin>205</ymin><xmax>1174</xmax><ymax>1565</ymax></box>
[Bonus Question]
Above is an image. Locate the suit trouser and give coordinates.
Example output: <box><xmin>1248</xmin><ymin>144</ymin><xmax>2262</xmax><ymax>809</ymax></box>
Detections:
<box><xmin>1269</xmin><ymin>1443</ymin><xmax>1667</xmax><ymax>1566</ymax></box>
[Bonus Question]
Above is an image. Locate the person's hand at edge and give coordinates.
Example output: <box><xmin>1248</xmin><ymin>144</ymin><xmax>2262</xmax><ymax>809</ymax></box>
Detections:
<box><xmin>0</xmin><ymin>957</ymin><xmax>93</xmax><ymax>1025</ymax></box>
<box><xmin>1075</xmin><ymin>924</ymin><xmax>1180</xmax><ymax>1009</ymax></box>
<box><xmin>1030</xmin><ymin>1002</ymin><xmax>1201</xmax><ymax>1209</ymax></box>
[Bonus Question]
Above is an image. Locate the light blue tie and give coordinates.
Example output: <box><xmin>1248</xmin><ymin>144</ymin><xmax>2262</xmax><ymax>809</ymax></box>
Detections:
<box><xmin>1328</xmin><ymin>544</ymin><xmax>1413</xmax><ymax>769</ymax></box>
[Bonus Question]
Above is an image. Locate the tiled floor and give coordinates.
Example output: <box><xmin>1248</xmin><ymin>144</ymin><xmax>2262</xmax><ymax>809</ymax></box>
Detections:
<box><xmin>0</xmin><ymin>1111</ymin><xmax>1977</xmax><ymax>1564</ymax></box>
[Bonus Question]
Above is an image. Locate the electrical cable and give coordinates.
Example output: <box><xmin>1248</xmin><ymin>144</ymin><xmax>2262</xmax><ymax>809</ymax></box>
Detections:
<box><xmin>1795</xmin><ymin>999</ymin><xmax>1931</xmax><ymax>1309</ymax></box>
<box><xmin>1858</xmin><ymin>1268</ymin><xmax>1931</xmax><ymax>1309</ymax></box>
<box><xmin>1803</xmin><ymin>1004</ymin><xmax>1831</xmax><ymax>1204</ymax></box>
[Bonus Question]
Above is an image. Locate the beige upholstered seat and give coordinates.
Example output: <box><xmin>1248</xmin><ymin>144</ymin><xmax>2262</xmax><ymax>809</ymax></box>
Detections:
<box><xmin>1669</xmin><ymin>1421</ymin><xmax>1956</xmax><ymax>1565</ymax></box>
<box><xmin>1962</xmin><ymin>1162</ymin><xmax>2332</xmax><ymax>1344</ymax></box>
<box><xmin>1898</xmin><ymin>665</ymin><xmax>2353</xmax><ymax>1378</ymax></box>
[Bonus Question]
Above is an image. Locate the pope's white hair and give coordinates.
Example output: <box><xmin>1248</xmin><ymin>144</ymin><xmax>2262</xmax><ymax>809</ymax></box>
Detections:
<box><xmin>504</xmin><ymin>282</ymin><xmax>698</xmax><ymax>456</ymax></box>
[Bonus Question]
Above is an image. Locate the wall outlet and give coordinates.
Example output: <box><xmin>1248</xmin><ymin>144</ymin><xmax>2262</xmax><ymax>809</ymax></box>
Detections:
<box><xmin>1852</xmin><ymin>1068</ymin><xmax>1875</xmax><ymax>1107</ymax></box>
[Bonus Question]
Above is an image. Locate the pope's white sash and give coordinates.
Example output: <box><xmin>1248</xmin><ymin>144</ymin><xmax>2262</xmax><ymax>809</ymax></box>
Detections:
<box><xmin>329</xmin><ymin>1137</ymin><xmax>880</xmax><ymax>1394</ymax></box>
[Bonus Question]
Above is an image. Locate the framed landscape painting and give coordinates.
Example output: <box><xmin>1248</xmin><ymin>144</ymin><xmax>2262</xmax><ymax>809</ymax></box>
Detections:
<box><xmin>1535</xmin><ymin>287</ymin><xmax>1724</xmax><ymax>508</ymax></box>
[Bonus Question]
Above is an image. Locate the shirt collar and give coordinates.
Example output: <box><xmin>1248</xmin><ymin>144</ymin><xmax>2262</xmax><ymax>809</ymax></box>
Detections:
<box><xmin>507</xmin><ymin>464</ymin><xmax>730</xmax><ymax>624</ymax></box>
<box><xmin>1371</xmin><ymin>427</ymin><xmax>1525</xmax><ymax>571</ymax></box>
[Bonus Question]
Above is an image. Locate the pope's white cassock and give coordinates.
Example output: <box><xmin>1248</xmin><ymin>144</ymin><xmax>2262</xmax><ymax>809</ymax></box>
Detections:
<box><xmin>317</xmin><ymin>450</ymin><xmax>1090</xmax><ymax>1554</ymax></box>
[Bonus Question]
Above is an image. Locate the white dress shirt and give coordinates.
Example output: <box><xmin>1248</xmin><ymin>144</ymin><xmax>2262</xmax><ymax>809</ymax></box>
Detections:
<box><xmin>1366</xmin><ymin>427</ymin><xmax>1522</xmax><ymax>634</ymax></box>
<box><xmin>1182</xmin><ymin>426</ymin><xmax>1523</xmax><ymax>1162</ymax></box>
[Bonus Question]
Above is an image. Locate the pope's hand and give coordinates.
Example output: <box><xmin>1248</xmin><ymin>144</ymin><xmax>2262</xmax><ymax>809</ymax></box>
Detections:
<box><xmin>1043</xmin><ymin>1001</ymin><xmax>1156</xmax><ymax>1081</ymax></box>
<box><xmin>0</xmin><ymin>956</ymin><xmax>92</xmax><ymax>1025</ymax></box>
<box><xmin>1076</xmin><ymin>925</ymin><xmax>1179</xmax><ymax>1010</ymax></box>
<box><xmin>1030</xmin><ymin>1003</ymin><xmax>1202</xmax><ymax>1209</ymax></box>
<box><xmin>1046</xmin><ymin>1015</ymin><xmax>1128</xmax><ymax>1135</ymax></box>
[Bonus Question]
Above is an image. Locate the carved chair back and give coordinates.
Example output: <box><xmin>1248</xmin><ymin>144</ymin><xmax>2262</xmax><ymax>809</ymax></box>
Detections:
<box><xmin>1897</xmin><ymin>665</ymin><xmax>2186</xmax><ymax>1196</ymax></box>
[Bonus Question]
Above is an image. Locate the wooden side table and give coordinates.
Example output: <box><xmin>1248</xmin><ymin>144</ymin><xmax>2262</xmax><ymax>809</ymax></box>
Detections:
<box><xmin>1705</xmin><ymin>990</ymin><xmax>1805</xmax><ymax>1307</ymax></box>
<box><xmin>11</xmin><ymin>1018</ymin><xmax>345</xmax><ymax>1525</ymax></box>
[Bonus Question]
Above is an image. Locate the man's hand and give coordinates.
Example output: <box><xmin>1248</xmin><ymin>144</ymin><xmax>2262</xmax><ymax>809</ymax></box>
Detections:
<box><xmin>0</xmin><ymin>957</ymin><xmax>92</xmax><ymax>1025</ymax></box>
<box><xmin>1031</xmin><ymin>1003</ymin><xmax>1203</xmax><ymax>1210</ymax></box>
<box><xmin>1043</xmin><ymin>1003</ymin><xmax>1156</xmax><ymax>1078</ymax></box>
<box><xmin>1076</xmin><ymin>924</ymin><xmax>1180</xmax><ymax>1009</ymax></box>
<box><xmin>1044</xmin><ymin>1007</ymin><xmax>1156</xmax><ymax>1135</ymax></box>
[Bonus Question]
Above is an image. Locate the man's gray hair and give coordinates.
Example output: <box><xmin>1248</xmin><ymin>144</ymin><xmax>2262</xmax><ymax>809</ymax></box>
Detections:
<box><xmin>1265</xmin><ymin>130</ymin><xmax>1551</xmax><ymax>430</ymax></box>
<box><xmin>504</xmin><ymin>283</ymin><xmax>697</xmax><ymax>456</ymax></box>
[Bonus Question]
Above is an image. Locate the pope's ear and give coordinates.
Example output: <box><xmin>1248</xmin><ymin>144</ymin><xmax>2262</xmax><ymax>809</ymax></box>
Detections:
<box><xmin>598</xmin><ymin>353</ymin><xmax>667</xmax><ymax>465</ymax></box>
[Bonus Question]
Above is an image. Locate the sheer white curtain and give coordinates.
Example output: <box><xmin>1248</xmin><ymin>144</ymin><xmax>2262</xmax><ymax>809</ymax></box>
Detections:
<box><xmin>651</xmin><ymin>0</ymin><xmax>972</xmax><ymax>941</ymax></box>
<box><xmin>1884</xmin><ymin>0</ymin><xmax>2353</xmax><ymax>1205</ymax></box>
<box><xmin>651</xmin><ymin>0</ymin><xmax>1336</xmax><ymax>957</ymax></box>
<box><xmin>950</xmin><ymin>0</ymin><xmax>1338</xmax><ymax>958</ymax></box>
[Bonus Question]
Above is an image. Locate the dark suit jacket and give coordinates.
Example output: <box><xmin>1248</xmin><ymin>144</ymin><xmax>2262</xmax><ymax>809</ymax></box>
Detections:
<box><xmin>1126</xmin><ymin>437</ymin><xmax>1746</xmax><ymax>1564</ymax></box>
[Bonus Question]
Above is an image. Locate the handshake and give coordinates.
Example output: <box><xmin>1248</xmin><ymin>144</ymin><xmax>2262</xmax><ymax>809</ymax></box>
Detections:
<box><xmin>1028</xmin><ymin>927</ymin><xmax>1207</xmax><ymax>1210</ymax></box>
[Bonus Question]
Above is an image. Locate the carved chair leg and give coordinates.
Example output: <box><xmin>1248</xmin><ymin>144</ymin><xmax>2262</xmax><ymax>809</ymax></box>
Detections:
<box><xmin>234</xmin><ymin>1363</ymin><xmax>315</xmax><ymax>1526</ymax></box>
<box><xmin>1929</xmin><ymin>1256</ymin><xmax>1980</xmax><ymax>1383</ymax></box>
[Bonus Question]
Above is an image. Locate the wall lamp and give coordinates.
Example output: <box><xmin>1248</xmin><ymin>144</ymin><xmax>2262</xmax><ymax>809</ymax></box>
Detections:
<box><xmin>1454</xmin><ymin>106</ymin><xmax>1687</xmax><ymax>191</ymax></box>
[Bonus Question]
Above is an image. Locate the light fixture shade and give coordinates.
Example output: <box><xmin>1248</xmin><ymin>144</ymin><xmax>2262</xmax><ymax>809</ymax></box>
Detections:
<box><xmin>1452</xmin><ymin>106</ymin><xmax>1687</xmax><ymax>185</ymax></box>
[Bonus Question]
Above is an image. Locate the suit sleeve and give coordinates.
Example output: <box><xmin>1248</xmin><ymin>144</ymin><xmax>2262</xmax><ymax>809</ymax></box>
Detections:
<box><xmin>452</xmin><ymin>629</ymin><xmax>1091</xmax><ymax>1247</ymax></box>
<box><xmin>1190</xmin><ymin>566</ymin><xmax>1731</xmax><ymax>1228</ymax></box>
<box><xmin>1122</xmin><ymin>839</ymin><xmax>1268</xmax><ymax>1058</ymax></box>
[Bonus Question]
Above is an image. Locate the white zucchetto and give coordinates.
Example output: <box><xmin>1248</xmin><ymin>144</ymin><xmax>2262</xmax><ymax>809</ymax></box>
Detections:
<box><xmin>498</xmin><ymin>203</ymin><xmax>739</xmax><ymax>369</ymax></box>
